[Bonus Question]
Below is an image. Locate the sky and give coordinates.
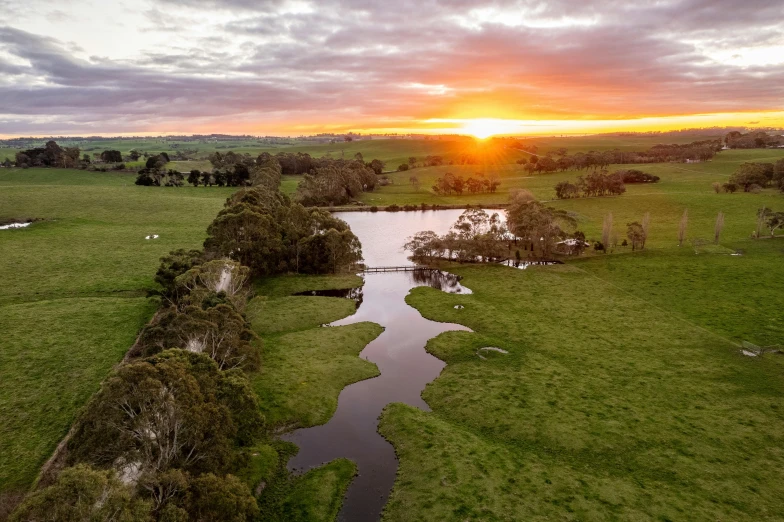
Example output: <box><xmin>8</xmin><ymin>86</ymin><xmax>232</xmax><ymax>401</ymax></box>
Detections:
<box><xmin>1</xmin><ymin>0</ymin><xmax>783</xmax><ymax>137</ymax></box>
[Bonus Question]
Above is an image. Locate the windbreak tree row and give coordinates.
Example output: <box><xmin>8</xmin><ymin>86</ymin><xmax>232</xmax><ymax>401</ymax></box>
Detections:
<box><xmin>11</xmin><ymin>180</ymin><xmax>362</xmax><ymax>521</ymax></box>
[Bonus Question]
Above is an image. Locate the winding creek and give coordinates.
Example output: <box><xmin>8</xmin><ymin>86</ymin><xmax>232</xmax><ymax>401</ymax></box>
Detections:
<box><xmin>282</xmin><ymin>210</ymin><xmax>486</xmax><ymax>521</ymax></box>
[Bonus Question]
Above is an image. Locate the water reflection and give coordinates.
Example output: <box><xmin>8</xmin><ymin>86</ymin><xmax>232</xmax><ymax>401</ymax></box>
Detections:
<box><xmin>503</xmin><ymin>259</ymin><xmax>563</xmax><ymax>270</ymax></box>
<box><xmin>294</xmin><ymin>287</ymin><xmax>364</xmax><ymax>309</ymax></box>
<box><xmin>411</xmin><ymin>269</ymin><xmax>472</xmax><ymax>294</ymax></box>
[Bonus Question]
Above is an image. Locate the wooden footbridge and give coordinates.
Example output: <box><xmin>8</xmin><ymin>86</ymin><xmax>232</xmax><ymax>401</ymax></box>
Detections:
<box><xmin>362</xmin><ymin>265</ymin><xmax>436</xmax><ymax>273</ymax></box>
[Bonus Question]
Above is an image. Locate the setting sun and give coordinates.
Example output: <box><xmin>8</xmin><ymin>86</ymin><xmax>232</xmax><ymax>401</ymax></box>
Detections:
<box><xmin>461</xmin><ymin>118</ymin><xmax>522</xmax><ymax>139</ymax></box>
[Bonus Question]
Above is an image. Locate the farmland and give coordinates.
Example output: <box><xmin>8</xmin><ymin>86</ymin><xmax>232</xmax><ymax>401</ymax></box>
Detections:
<box><xmin>1</xmin><ymin>136</ymin><xmax>783</xmax><ymax>520</ymax></box>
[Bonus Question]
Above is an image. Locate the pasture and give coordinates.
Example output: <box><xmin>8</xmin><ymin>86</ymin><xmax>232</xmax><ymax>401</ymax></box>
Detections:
<box><xmin>0</xmin><ymin>168</ymin><xmax>232</xmax><ymax>495</ymax></box>
<box><xmin>1</xmin><ymin>136</ymin><xmax>783</xmax><ymax>520</ymax></box>
<box><xmin>381</xmin><ymin>239</ymin><xmax>784</xmax><ymax>520</ymax></box>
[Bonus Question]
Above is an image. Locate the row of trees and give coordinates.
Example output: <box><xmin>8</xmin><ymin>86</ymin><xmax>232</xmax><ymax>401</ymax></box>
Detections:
<box><xmin>11</xmin><ymin>175</ymin><xmax>364</xmax><ymax>519</ymax></box>
<box><xmin>13</xmin><ymin>247</ymin><xmax>265</xmax><ymax>520</ymax></box>
<box><xmin>136</xmin><ymin>153</ymin><xmax>281</xmax><ymax>189</ymax></box>
<box><xmin>294</xmin><ymin>158</ymin><xmax>378</xmax><ymax>206</ymax></box>
<box><xmin>554</xmin><ymin>169</ymin><xmax>660</xmax><ymax>199</ymax></box>
<box><xmin>264</xmin><ymin>151</ymin><xmax>385</xmax><ymax>176</ymax></box>
<box><xmin>8</xmin><ymin>140</ymin><xmax>147</xmax><ymax>170</ymax></box>
<box><xmin>515</xmin><ymin>140</ymin><xmax>722</xmax><ymax>175</ymax></box>
<box><xmin>404</xmin><ymin>191</ymin><xmax>582</xmax><ymax>262</ymax></box>
<box><xmin>431</xmin><ymin>172</ymin><xmax>501</xmax><ymax>195</ymax></box>
<box><xmin>725</xmin><ymin>131</ymin><xmax>784</xmax><ymax>149</ymax></box>
<box><xmin>554</xmin><ymin>171</ymin><xmax>627</xmax><ymax>199</ymax></box>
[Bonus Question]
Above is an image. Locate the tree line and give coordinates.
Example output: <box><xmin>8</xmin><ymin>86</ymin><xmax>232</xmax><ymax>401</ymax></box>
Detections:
<box><xmin>404</xmin><ymin>191</ymin><xmax>583</xmax><ymax>263</ymax></box>
<box><xmin>10</xmin><ymin>140</ymin><xmax>127</xmax><ymax>170</ymax></box>
<box><xmin>431</xmin><ymin>172</ymin><xmax>501</xmax><ymax>195</ymax></box>
<box><xmin>514</xmin><ymin>139</ymin><xmax>722</xmax><ymax>175</ymax></box>
<box><xmin>9</xmin><ymin>181</ymin><xmax>362</xmax><ymax>520</ymax></box>
<box><xmin>554</xmin><ymin>169</ymin><xmax>659</xmax><ymax>199</ymax></box>
<box><xmin>724</xmin><ymin>131</ymin><xmax>784</xmax><ymax>149</ymax></box>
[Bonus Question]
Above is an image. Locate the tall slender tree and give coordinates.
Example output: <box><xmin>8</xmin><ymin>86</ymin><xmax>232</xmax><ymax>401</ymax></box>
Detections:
<box><xmin>714</xmin><ymin>212</ymin><xmax>725</xmax><ymax>244</ymax></box>
<box><xmin>678</xmin><ymin>209</ymin><xmax>688</xmax><ymax>246</ymax></box>
<box><xmin>641</xmin><ymin>212</ymin><xmax>651</xmax><ymax>249</ymax></box>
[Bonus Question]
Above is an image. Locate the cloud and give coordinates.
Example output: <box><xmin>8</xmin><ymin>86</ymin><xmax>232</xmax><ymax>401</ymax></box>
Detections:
<box><xmin>1</xmin><ymin>0</ymin><xmax>783</xmax><ymax>135</ymax></box>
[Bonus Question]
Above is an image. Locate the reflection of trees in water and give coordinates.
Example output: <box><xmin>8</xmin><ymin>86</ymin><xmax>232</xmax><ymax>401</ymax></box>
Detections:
<box><xmin>294</xmin><ymin>287</ymin><xmax>364</xmax><ymax>309</ymax></box>
<box><xmin>410</xmin><ymin>270</ymin><xmax>464</xmax><ymax>293</ymax></box>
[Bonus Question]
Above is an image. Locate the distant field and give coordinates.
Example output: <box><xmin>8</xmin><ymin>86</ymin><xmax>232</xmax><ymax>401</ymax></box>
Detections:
<box><xmin>1</xmin><ymin>134</ymin><xmax>727</xmax><ymax>172</ymax></box>
<box><xmin>0</xmin><ymin>169</ymin><xmax>233</xmax><ymax>495</ymax></box>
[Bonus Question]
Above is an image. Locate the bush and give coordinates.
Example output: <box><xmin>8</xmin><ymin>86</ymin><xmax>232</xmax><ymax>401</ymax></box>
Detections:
<box><xmin>594</xmin><ymin>241</ymin><xmax>605</xmax><ymax>251</ymax></box>
<box><xmin>397</xmin><ymin>163</ymin><xmax>409</xmax><ymax>171</ymax></box>
<box><xmin>369</xmin><ymin>206</ymin><xmax>378</xmax><ymax>212</ymax></box>
<box><xmin>621</xmin><ymin>239</ymin><xmax>628</xmax><ymax>246</ymax></box>
<box><xmin>749</xmin><ymin>184</ymin><xmax>763</xmax><ymax>194</ymax></box>
<box><xmin>386</xmin><ymin>204</ymin><xmax>400</xmax><ymax>212</ymax></box>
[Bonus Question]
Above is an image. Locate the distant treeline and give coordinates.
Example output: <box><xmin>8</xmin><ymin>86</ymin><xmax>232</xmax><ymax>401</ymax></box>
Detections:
<box><xmin>515</xmin><ymin>139</ymin><xmax>723</xmax><ymax>174</ymax></box>
<box><xmin>9</xmin><ymin>140</ymin><xmax>126</xmax><ymax>170</ymax></box>
<box><xmin>724</xmin><ymin>131</ymin><xmax>784</xmax><ymax>149</ymax></box>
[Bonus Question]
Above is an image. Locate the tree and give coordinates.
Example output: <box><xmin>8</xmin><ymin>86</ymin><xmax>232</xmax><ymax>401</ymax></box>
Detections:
<box><xmin>129</xmin><ymin>150</ymin><xmax>142</xmax><ymax>161</ymax></box>
<box><xmin>729</xmin><ymin>163</ymin><xmax>770</xmax><ymax>191</ymax></box>
<box><xmin>397</xmin><ymin>163</ymin><xmax>409</xmax><ymax>171</ymax></box>
<box><xmin>506</xmin><ymin>193</ymin><xmax>576</xmax><ymax>259</ymax></box>
<box><xmin>67</xmin><ymin>351</ymin><xmax>262</xmax><ymax>477</ymax></box>
<box><xmin>554</xmin><ymin>181</ymin><xmax>579</xmax><ymax>199</ymax></box>
<box><xmin>678</xmin><ymin>209</ymin><xmax>688</xmax><ymax>246</ymax></box>
<box><xmin>9</xmin><ymin>465</ymin><xmax>150</xmax><ymax>522</ymax></box>
<box><xmin>714</xmin><ymin>211</ymin><xmax>725</xmax><ymax>244</ymax></box>
<box><xmin>205</xmin><ymin>186</ymin><xmax>361</xmax><ymax>276</ymax></box>
<box><xmin>101</xmin><ymin>150</ymin><xmax>123</xmax><ymax>163</ymax></box>
<box><xmin>711</xmin><ymin>182</ymin><xmax>721</xmax><ymax>193</ymax></box>
<box><xmin>409</xmin><ymin>175</ymin><xmax>420</xmax><ymax>191</ymax></box>
<box><xmin>758</xmin><ymin>207</ymin><xmax>784</xmax><ymax>237</ymax></box>
<box><xmin>188</xmin><ymin>170</ymin><xmax>201</xmax><ymax>187</ymax></box>
<box><xmin>368</xmin><ymin>159</ymin><xmax>385</xmax><ymax>175</ymax></box>
<box><xmin>185</xmin><ymin>474</ymin><xmax>258</xmax><ymax>522</ymax></box>
<box><xmin>408</xmin><ymin>156</ymin><xmax>417</xmax><ymax>168</ymax></box>
<box><xmin>403</xmin><ymin>231</ymin><xmax>442</xmax><ymax>261</ymax></box>
<box><xmin>641</xmin><ymin>212</ymin><xmax>651</xmax><ymax>249</ymax></box>
<box><xmin>626</xmin><ymin>222</ymin><xmax>645</xmax><ymax>251</ymax></box>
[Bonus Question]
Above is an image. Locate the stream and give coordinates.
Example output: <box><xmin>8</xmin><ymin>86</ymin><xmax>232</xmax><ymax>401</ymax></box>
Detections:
<box><xmin>282</xmin><ymin>210</ymin><xmax>483</xmax><ymax>521</ymax></box>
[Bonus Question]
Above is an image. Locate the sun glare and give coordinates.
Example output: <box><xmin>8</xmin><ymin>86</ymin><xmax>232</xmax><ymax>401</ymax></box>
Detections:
<box><xmin>461</xmin><ymin>118</ymin><xmax>520</xmax><ymax>139</ymax></box>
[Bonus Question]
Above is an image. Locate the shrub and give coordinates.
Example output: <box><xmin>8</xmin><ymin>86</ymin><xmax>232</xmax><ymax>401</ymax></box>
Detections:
<box><xmin>386</xmin><ymin>204</ymin><xmax>400</xmax><ymax>212</ymax></box>
<box><xmin>594</xmin><ymin>241</ymin><xmax>605</xmax><ymax>251</ymax></box>
<box><xmin>369</xmin><ymin>206</ymin><xmax>378</xmax><ymax>212</ymax></box>
<box><xmin>397</xmin><ymin>163</ymin><xmax>409</xmax><ymax>171</ymax></box>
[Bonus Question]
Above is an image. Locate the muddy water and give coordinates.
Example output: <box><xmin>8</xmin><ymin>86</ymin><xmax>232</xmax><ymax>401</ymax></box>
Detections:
<box><xmin>283</xmin><ymin>210</ymin><xmax>480</xmax><ymax>521</ymax></box>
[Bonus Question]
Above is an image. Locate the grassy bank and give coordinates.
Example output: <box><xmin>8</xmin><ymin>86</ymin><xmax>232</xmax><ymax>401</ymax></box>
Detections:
<box><xmin>379</xmin><ymin>243</ymin><xmax>784</xmax><ymax>520</ymax></box>
<box><xmin>242</xmin><ymin>274</ymin><xmax>383</xmax><ymax>519</ymax></box>
<box><xmin>0</xmin><ymin>168</ymin><xmax>232</xmax><ymax>495</ymax></box>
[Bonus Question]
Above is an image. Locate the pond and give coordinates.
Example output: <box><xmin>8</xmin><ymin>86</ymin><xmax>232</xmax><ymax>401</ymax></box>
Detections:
<box><xmin>282</xmin><ymin>210</ymin><xmax>490</xmax><ymax>521</ymax></box>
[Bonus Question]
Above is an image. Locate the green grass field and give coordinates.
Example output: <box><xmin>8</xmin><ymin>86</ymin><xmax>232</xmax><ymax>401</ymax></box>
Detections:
<box><xmin>2</xmin><ymin>137</ymin><xmax>783</xmax><ymax>520</ymax></box>
<box><xmin>380</xmin><ymin>245</ymin><xmax>784</xmax><ymax>520</ymax></box>
<box><xmin>0</xmin><ymin>168</ymin><xmax>233</xmax><ymax>496</ymax></box>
